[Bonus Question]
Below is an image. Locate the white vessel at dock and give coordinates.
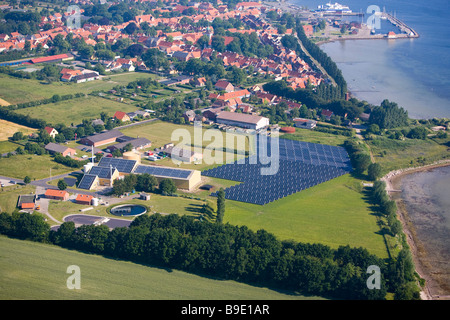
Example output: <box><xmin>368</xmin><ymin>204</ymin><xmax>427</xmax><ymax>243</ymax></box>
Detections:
<box><xmin>316</xmin><ymin>2</ymin><xmax>352</xmax><ymax>14</ymax></box>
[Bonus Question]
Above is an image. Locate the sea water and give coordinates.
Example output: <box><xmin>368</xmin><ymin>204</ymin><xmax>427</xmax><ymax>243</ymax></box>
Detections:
<box><xmin>292</xmin><ymin>0</ymin><xmax>450</xmax><ymax>119</ymax></box>
<box><xmin>395</xmin><ymin>166</ymin><xmax>450</xmax><ymax>296</ymax></box>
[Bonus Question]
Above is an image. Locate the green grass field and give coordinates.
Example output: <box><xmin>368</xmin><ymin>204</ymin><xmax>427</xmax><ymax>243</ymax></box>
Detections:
<box><xmin>16</xmin><ymin>95</ymin><xmax>138</xmax><ymax>127</ymax></box>
<box><xmin>368</xmin><ymin>136</ymin><xmax>450</xmax><ymax>173</ymax></box>
<box><xmin>0</xmin><ymin>72</ymin><xmax>158</xmax><ymax>105</ymax></box>
<box><xmin>223</xmin><ymin>174</ymin><xmax>388</xmax><ymax>259</ymax></box>
<box><xmin>0</xmin><ymin>154</ymin><xmax>74</xmax><ymax>180</ymax></box>
<box><xmin>0</xmin><ymin>236</ymin><xmax>320</xmax><ymax>300</ymax></box>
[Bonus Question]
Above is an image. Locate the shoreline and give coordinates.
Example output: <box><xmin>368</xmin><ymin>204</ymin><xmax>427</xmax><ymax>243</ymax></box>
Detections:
<box><xmin>381</xmin><ymin>160</ymin><xmax>450</xmax><ymax>300</ymax></box>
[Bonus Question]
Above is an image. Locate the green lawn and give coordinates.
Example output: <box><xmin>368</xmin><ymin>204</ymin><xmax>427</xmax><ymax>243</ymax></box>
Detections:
<box><xmin>223</xmin><ymin>174</ymin><xmax>388</xmax><ymax>259</ymax></box>
<box><xmin>0</xmin><ymin>154</ymin><xmax>74</xmax><ymax>180</ymax></box>
<box><xmin>0</xmin><ymin>140</ymin><xmax>20</xmax><ymax>154</ymax></box>
<box><xmin>0</xmin><ymin>236</ymin><xmax>319</xmax><ymax>300</ymax></box>
<box><xmin>0</xmin><ymin>72</ymin><xmax>158</xmax><ymax>105</ymax></box>
<box><xmin>121</xmin><ymin>121</ymin><xmax>251</xmax><ymax>171</ymax></box>
<box><xmin>281</xmin><ymin>127</ymin><xmax>350</xmax><ymax>147</ymax></box>
<box><xmin>16</xmin><ymin>95</ymin><xmax>138</xmax><ymax>127</ymax></box>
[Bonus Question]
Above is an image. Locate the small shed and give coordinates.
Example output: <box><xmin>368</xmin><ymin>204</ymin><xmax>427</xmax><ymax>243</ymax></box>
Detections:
<box><xmin>140</xmin><ymin>193</ymin><xmax>151</xmax><ymax>201</ymax></box>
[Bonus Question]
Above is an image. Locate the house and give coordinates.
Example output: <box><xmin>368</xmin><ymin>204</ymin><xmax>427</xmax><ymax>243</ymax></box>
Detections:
<box><xmin>45</xmin><ymin>189</ymin><xmax>69</xmax><ymax>201</ymax></box>
<box><xmin>73</xmin><ymin>72</ymin><xmax>100</xmax><ymax>83</ymax></box>
<box><xmin>193</xmin><ymin>77</ymin><xmax>206</xmax><ymax>87</ymax></box>
<box><xmin>215</xmin><ymin>111</ymin><xmax>270</xmax><ymax>130</ymax></box>
<box><xmin>44</xmin><ymin>126</ymin><xmax>58</xmax><ymax>139</ymax></box>
<box><xmin>45</xmin><ymin>142</ymin><xmax>77</xmax><ymax>157</ymax></box>
<box><xmin>75</xmin><ymin>194</ymin><xmax>93</xmax><ymax>205</ymax></box>
<box><xmin>293</xmin><ymin>118</ymin><xmax>317</xmax><ymax>130</ymax></box>
<box><xmin>302</xmin><ymin>24</ymin><xmax>314</xmax><ymax>37</ymax></box>
<box><xmin>183</xmin><ymin>110</ymin><xmax>196</xmax><ymax>122</ymax></box>
<box><xmin>214</xmin><ymin>80</ymin><xmax>234</xmax><ymax>92</ymax></box>
<box><xmin>80</xmin><ymin>129</ymin><xmax>124</xmax><ymax>147</ymax></box>
<box><xmin>321</xmin><ymin>109</ymin><xmax>334</xmax><ymax>121</ymax></box>
<box><xmin>114</xmin><ymin>111</ymin><xmax>131</xmax><ymax>122</ymax></box>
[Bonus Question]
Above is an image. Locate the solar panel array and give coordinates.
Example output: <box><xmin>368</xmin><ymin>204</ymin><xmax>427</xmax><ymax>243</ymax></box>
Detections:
<box><xmin>78</xmin><ymin>174</ymin><xmax>97</xmax><ymax>190</ymax></box>
<box><xmin>134</xmin><ymin>165</ymin><xmax>192</xmax><ymax>179</ymax></box>
<box><xmin>203</xmin><ymin>137</ymin><xmax>352</xmax><ymax>205</ymax></box>
<box><xmin>97</xmin><ymin>158</ymin><xmax>137</xmax><ymax>173</ymax></box>
<box><xmin>89</xmin><ymin>166</ymin><xmax>116</xmax><ymax>179</ymax></box>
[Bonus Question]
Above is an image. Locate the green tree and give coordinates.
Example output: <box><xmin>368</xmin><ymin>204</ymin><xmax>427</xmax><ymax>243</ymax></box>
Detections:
<box><xmin>367</xmin><ymin>162</ymin><xmax>382</xmax><ymax>181</ymax></box>
<box><xmin>352</xmin><ymin>153</ymin><xmax>371</xmax><ymax>174</ymax></box>
<box><xmin>159</xmin><ymin>178</ymin><xmax>177</xmax><ymax>195</ymax></box>
<box><xmin>57</xmin><ymin>179</ymin><xmax>68</xmax><ymax>190</ymax></box>
<box><xmin>216</xmin><ymin>188</ymin><xmax>225</xmax><ymax>223</ymax></box>
<box><xmin>23</xmin><ymin>176</ymin><xmax>31</xmax><ymax>184</ymax></box>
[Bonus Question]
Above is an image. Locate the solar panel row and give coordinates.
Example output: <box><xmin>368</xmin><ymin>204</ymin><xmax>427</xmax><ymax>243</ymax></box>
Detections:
<box><xmin>134</xmin><ymin>165</ymin><xmax>192</xmax><ymax>179</ymax></box>
<box><xmin>78</xmin><ymin>174</ymin><xmax>97</xmax><ymax>190</ymax></box>
<box><xmin>203</xmin><ymin>137</ymin><xmax>352</xmax><ymax>205</ymax></box>
<box><xmin>97</xmin><ymin>158</ymin><xmax>137</xmax><ymax>173</ymax></box>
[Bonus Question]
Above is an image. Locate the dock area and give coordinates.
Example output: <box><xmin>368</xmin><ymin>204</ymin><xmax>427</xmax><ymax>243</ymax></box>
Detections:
<box><xmin>380</xmin><ymin>12</ymin><xmax>419</xmax><ymax>38</ymax></box>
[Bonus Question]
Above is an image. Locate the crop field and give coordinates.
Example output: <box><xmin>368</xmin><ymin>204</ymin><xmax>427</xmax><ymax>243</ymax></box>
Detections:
<box><xmin>15</xmin><ymin>95</ymin><xmax>138</xmax><ymax>127</ymax></box>
<box><xmin>0</xmin><ymin>119</ymin><xmax>36</xmax><ymax>141</ymax></box>
<box><xmin>0</xmin><ymin>72</ymin><xmax>159</xmax><ymax>105</ymax></box>
<box><xmin>0</xmin><ymin>236</ymin><xmax>319</xmax><ymax>300</ymax></box>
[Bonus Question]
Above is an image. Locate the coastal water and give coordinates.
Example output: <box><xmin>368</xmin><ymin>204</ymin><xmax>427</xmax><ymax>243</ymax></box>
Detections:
<box><xmin>394</xmin><ymin>166</ymin><xmax>450</xmax><ymax>297</ymax></box>
<box><xmin>292</xmin><ymin>0</ymin><xmax>450</xmax><ymax>119</ymax></box>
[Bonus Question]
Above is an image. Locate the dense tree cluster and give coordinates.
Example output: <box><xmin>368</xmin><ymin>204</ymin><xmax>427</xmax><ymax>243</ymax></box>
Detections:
<box><xmin>1</xmin><ymin>212</ymin><xmax>392</xmax><ymax>299</ymax></box>
<box><xmin>262</xmin><ymin>80</ymin><xmax>365</xmax><ymax>121</ymax></box>
<box><xmin>369</xmin><ymin>100</ymin><xmax>409</xmax><ymax>129</ymax></box>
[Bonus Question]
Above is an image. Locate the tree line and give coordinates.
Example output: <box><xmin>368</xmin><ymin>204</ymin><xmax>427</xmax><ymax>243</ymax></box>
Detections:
<box><xmin>0</xmin><ymin>211</ymin><xmax>393</xmax><ymax>300</ymax></box>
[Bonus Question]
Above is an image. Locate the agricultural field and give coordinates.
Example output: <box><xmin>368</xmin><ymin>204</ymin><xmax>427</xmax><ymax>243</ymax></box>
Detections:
<box><xmin>0</xmin><ymin>154</ymin><xmax>74</xmax><ymax>180</ymax></box>
<box><xmin>0</xmin><ymin>236</ymin><xmax>318</xmax><ymax>300</ymax></box>
<box><xmin>15</xmin><ymin>95</ymin><xmax>139</xmax><ymax>127</ymax></box>
<box><xmin>0</xmin><ymin>72</ymin><xmax>159</xmax><ymax>105</ymax></box>
<box><xmin>0</xmin><ymin>119</ymin><xmax>36</xmax><ymax>141</ymax></box>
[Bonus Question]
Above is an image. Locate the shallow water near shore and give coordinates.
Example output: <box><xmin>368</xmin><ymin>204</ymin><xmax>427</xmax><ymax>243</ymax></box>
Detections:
<box><xmin>393</xmin><ymin>166</ymin><xmax>450</xmax><ymax>297</ymax></box>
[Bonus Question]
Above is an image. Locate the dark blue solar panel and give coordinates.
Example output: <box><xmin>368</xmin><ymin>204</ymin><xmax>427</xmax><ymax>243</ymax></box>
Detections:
<box><xmin>98</xmin><ymin>157</ymin><xmax>137</xmax><ymax>173</ymax></box>
<box><xmin>78</xmin><ymin>174</ymin><xmax>96</xmax><ymax>190</ymax></box>
<box><xmin>135</xmin><ymin>165</ymin><xmax>191</xmax><ymax>179</ymax></box>
<box><xmin>203</xmin><ymin>136</ymin><xmax>352</xmax><ymax>205</ymax></box>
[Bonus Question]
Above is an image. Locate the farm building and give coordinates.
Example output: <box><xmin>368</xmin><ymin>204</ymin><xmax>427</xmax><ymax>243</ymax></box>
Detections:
<box><xmin>17</xmin><ymin>194</ymin><xmax>36</xmax><ymax>210</ymax></box>
<box><xmin>80</xmin><ymin>129</ymin><xmax>124</xmax><ymax>147</ymax></box>
<box><xmin>30</xmin><ymin>53</ymin><xmax>73</xmax><ymax>64</ymax></box>
<box><xmin>45</xmin><ymin>142</ymin><xmax>77</xmax><ymax>157</ymax></box>
<box><xmin>215</xmin><ymin>111</ymin><xmax>269</xmax><ymax>130</ymax></box>
<box><xmin>108</xmin><ymin>137</ymin><xmax>152</xmax><ymax>153</ymax></box>
<box><xmin>75</xmin><ymin>194</ymin><xmax>94</xmax><ymax>205</ymax></box>
<box><xmin>44</xmin><ymin>189</ymin><xmax>69</xmax><ymax>201</ymax></box>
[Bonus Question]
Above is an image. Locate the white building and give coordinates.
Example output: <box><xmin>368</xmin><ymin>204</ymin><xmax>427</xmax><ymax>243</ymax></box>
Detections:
<box><xmin>215</xmin><ymin>111</ymin><xmax>269</xmax><ymax>130</ymax></box>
